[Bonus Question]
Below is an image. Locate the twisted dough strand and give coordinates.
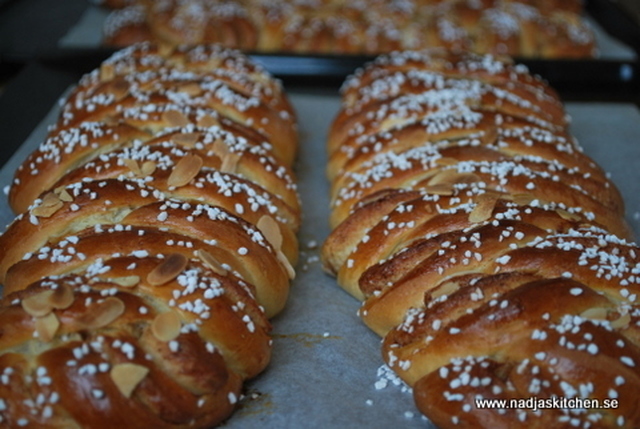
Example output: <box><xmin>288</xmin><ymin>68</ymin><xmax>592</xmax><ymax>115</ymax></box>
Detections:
<box><xmin>0</xmin><ymin>43</ymin><xmax>298</xmax><ymax>428</ymax></box>
<box><xmin>322</xmin><ymin>50</ymin><xmax>640</xmax><ymax>428</ymax></box>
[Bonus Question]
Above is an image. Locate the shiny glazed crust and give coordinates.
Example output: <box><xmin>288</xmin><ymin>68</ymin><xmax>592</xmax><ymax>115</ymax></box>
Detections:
<box><xmin>0</xmin><ymin>43</ymin><xmax>298</xmax><ymax>428</ymax></box>
<box><xmin>322</xmin><ymin>49</ymin><xmax>640</xmax><ymax>428</ymax></box>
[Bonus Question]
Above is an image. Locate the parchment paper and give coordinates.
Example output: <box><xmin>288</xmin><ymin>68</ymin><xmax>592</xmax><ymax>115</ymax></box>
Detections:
<box><xmin>1</xmin><ymin>90</ymin><xmax>640</xmax><ymax>428</ymax></box>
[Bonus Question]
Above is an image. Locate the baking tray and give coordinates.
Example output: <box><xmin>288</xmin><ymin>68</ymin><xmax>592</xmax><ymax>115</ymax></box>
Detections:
<box><xmin>1</xmin><ymin>0</ymin><xmax>639</xmax><ymax>93</ymax></box>
<box><xmin>51</xmin><ymin>0</ymin><xmax>640</xmax><ymax>91</ymax></box>
<box><xmin>0</xmin><ymin>55</ymin><xmax>640</xmax><ymax>428</ymax></box>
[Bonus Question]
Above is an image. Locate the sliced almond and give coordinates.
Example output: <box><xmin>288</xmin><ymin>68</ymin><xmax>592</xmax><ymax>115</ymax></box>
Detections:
<box><xmin>105</xmin><ymin>78</ymin><xmax>129</xmax><ymax>101</ymax></box>
<box><xmin>257</xmin><ymin>215</ymin><xmax>282</xmax><ymax>250</ymax></box>
<box><xmin>212</xmin><ymin>139</ymin><xmax>230</xmax><ymax>157</ymax></box>
<box><xmin>167</xmin><ymin>154</ymin><xmax>203</xmax><ymax>187</ymax></box>
<box><xmin>479</xmin><ymin>126</ymin><xmax>499</xmax><ymax>145</ymax></box>
<box><xmin>158</xmin><ymin>42</ymin><xmax>173</xmax><ymax>56</ymax></box>
<box><xmin>435</xmin><ymin>157</ymin><xmax>459</xmax><ymax>167</ymax></box>
<box><xmin>177</xmin><ymin>82</ymin><xmax>203</xmax><ymax>96</ymax></box>
<box><xmin>509</xmin><ymin>193</ymin><xmax>535</xmax><ymax>206</ymax></box>
<box><xmin>49</xmin><ymin>284</ymin><xmax>74</xmax><ymax>310</ymax></box>
<box><xmin>611</xmin><ymin>312</ymin><xmax>631</xmax><ymax>329</ymax></box>
<box><xmin>31</xmin><ymin>201</ymin><xmax>63</xmax><ymax>218</ymax></box>
<box><xmin>123</xmin><ymin>158</ymin><xmax>143</xmax><ymax>176</ymax></box>
<box><xmin>427</xmin><ymin>170</ymin><xmax>456</xmax><ymax>186</ymax></box>
<box><xmin>102</xmin><ymin>116</ymin><xmax>120</xmax><ymax>126</ymax></box>
<box><xmin>580</xmin><ymin>307</ymin><xmax>608</xmax><ymax>320</ymax></box>
<box><xmin>171</xmin><ymin>132</ymin><xmax>200</xmax><ymax>147</ymax></box>
<box><xmin>220</xmin><ymin>152</ymin><xmax>240</xmax><ymax>174</ymax></box>
<box><xmin>32</xmin><ymin>193</ymin><xmax>64</xmax><ymax>218</ymax></box>
<box><xmin>423</xmin><ymin>183</ymin><xmax>454</xmax><ymax>196</ymax></box>
<box><xmin>100</xmin><ymin>63</ymin><xmax>115</xmax><ymax>82</ymax></box>
<box><xmin>111</xmin><ymin>363</ymin><xmax>149</xmax><ymax>398</ymax></box>
<box><xmin>556</xmin><ymin>209</ymin><xmax>581</xmax><ymax>222</ymax></box>
<box><xmin>431</xmin><ymin>281</ymin><xmax>459</xmax><ymax>299</ymax></box>
<box><xmin>40</xmin><ymin>192</ymin><xmax>63</xmax><ymax>208</ymax></box>
<box><xmin>22</xmin><ymin>290</ymin><xmax>56</xmax><ymax>317</ymax></box>
<box><xmin>35</xmin><ymin>313</ymin><xmax>60</xmax><ymax>343</ymax></box>
<box><xmin>109</xmin><ymin>276</ymin><xmax>141</xmax><ymax>288</ymax></box>
<box><xmin>22</xmin><ymin>285</ymin><xmax>74</xmax><ymax>317</ymax></box>
<box><xmin>469</xmin><ymin>193</ymin><xmax>500</xmax><ymax>223</ymax></box>
<box><xmin>147</xmin><ymin>254</ymin><xmax>188</xmax><ymax>286</ymax></box>
<box><xmin>212</xmin><ymin>139</ymin><xmax>241</xmax><ymax>173</ymax></box>
<box><xmin>141</xmin><ymin>161</ymin><xmax>157</xmax><ymax>176</ymax></box>
<box><xmin>277</xmin><ymin>250</ymin><xmax>296</xmax><ymax>280</ymax></box>
<box><xmin>196</xmin><ymin>249</ymin><xmax>228</xmax><ymax>276</ymax></box>
<box><xmin>355</xmin><ymin>189</ymin><xmax>397</xmax><ymax>208</ymax></box>
<box><xmin>197</xmin><ymin>115</ymin><xmax>219</xmax><ymax>128</ymax></box>
<box><xmin>428</xmin><ymin>170</ymin><xmax>479</xmax><ymax>187</ymax></box>
<box><xmin>163</xmin><ymin>110</ymin><xmax>190</xmax><ymax>128</ymax></box>
<box><xmin>78</xmin><ymin>297</ymin><xmax>125</xmax><ymax>329</ymax></box>
<box><xmin>55</xmin><ymin>187</ymin><xmax>73</xmax><ymax>202</ymax></box>
<box><xmin>151</xmin><ymin>311</ymin><xmax>182</xmax><ymax>342</ymax></box>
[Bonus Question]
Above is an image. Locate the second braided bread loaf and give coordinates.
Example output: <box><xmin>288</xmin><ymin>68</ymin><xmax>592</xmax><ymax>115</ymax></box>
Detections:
<box><xmin>322</xmin><ymin>50</ymin><xmax>640</xmax><ymax>428</ymax></box>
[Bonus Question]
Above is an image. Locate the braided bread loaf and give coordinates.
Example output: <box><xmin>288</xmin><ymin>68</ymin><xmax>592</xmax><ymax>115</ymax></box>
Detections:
<box><xmin>102</xmin><ymin>0</ymin><xmax>596</xmax><ymax>58</ymax></box>
<box><xmin>0</xmin><ymin>43</ymin><xmax>298</xmax><ymax>427</ymax></box>
<box><xmin>322</xmin><ymin>50</ymin><xmax>640</xmax><ymax>428</ymax></box>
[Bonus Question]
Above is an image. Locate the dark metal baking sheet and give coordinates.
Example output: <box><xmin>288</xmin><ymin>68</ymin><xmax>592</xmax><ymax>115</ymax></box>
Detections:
<box><xmin>9</xmin><ymin>46</ymin><xmax>639</xmax><ymax>105</ymax></box>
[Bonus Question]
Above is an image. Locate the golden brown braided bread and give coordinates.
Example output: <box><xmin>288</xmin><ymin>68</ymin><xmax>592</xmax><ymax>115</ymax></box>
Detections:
<box><xmin>102</xmin><ymin>0</ymin><xmax>596</xmax><ymax>58</ymax></box>
<box><xmin>322</xmin><ymin>50</ymin><xmax>640</xmax><ymax>428</ymax></box>
<box><xmin>0</xmin><ymin>43</ymin><xmax>298</xmax><ymax>428</ymax></box>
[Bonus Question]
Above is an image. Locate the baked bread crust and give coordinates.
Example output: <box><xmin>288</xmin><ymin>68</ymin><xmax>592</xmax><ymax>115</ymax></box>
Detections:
<box><xmin>0</xmin><ymin>43</ymin><xmax>298</xmax><ymax>428</ymax></box>
<box><xmin>322</xmin><ymin>49</ymin><xmax>639</xmax><ymax>428</ymax></box>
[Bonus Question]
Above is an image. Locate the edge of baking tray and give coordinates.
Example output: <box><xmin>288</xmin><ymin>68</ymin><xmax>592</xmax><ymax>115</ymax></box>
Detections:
<box><xmin>0</xmin><ymin>0</ymin><xmax>639</xmax><ymax>88</ymax></box>
<box><xmin>5</xmin><ymin>0</ymin><xmax>639</xmax><ymax>90</ymax></box>
<box><xmin>587</xmin><ymin>0</ymin><xmax>640</xmax><ymax>55</ymax></box>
